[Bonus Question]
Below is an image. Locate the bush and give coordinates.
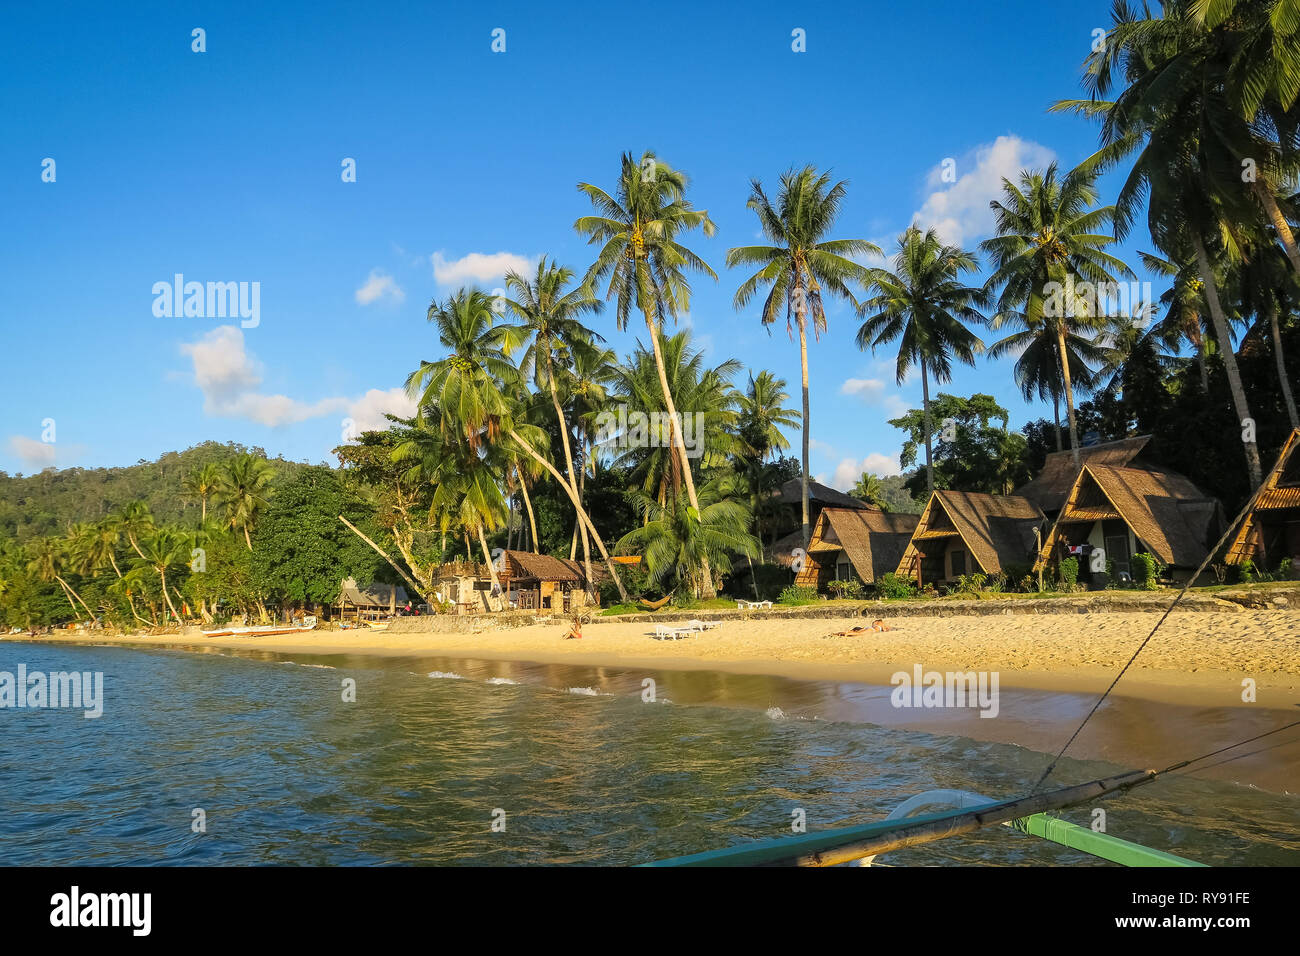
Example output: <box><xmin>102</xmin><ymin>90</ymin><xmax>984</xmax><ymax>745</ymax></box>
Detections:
<box><xmin>1059</xmin><ymin>557</ymin><xmax>1079</xmax><ymax>591</ymax></box>
<box><xmin>778</xmin><ymin>584</ymin><xmax>818</xmax><ymax>605</ymax></box>
<box><xmin>1130</xmin><ymin>552</ymin><xmax>1161</xmax><ymax>590</ymax></box>
<box><xmin>744</xmin><ymin>562</ymin><xmax>795</xmax><ymax>601</ymax></box>
<box><xmin>874</xmin><ymin>572</ymin><xmax>917</xmax><ymax>600</ymax></box>
<box><xmin>598</xmin><ymin>561</ymin><xmax>650</xmax><ymax>606</ymax></box>
<box><xmin>1277</xmin><ymin>558</ymin><xmax>1294</xmax><ymax>580</ymax></box>
<box><xmin>954</xmin><ymin>572</ymin><xmax>988</xmax><ymax>596</ymax></box>
<box><xmin>826</xmin><ymin>579</ymin><xmax>865</xmax><ymax>600</ymax></box>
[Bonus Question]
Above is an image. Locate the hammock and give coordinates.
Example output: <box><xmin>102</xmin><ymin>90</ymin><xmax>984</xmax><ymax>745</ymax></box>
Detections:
<box><xmin>638</xmin><ymin>595</ymin><xmax>673</xmax><ymax>611</ymax></box>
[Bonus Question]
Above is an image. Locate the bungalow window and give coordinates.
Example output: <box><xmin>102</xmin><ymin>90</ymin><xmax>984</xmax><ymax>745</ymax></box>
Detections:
<box><xmin>835</xmin><ymin>556</ymin><xmax>853</xmax><ymax>581</ymax></box>
<box><xmin>950</xmin><ymin>549</ymin><xmax>967</xmax><ymax>576</ymax></box>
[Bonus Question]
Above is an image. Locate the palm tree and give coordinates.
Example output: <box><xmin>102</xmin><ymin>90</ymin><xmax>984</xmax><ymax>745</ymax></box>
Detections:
<box><xmin>215</xmin><ymin>454</ymin><xmax>275</xmax><ymax>549</ymax></box>
<box><xmin>736</xmin><ymin>370</ymin><xmax>800</xmax><ymax>465</ymax></box>
<box><xmin>133</xmin><ymin>527</ymin><xmax>191</xmax><ymax>624</ymax></box>
<box><xmin>1234</xmin><ymin>231</ymin><xmax>1300</xmax><ymax>428</ymax></box>
<box><xmin>115</xmin><ymin>501</ymin><xmax>155</xmax><ymax>560</ymax></box>
<box><xmin>616</xmin><ymin>475</ymin><xmax>760</xmax><ymax>599</ymax></box>
<box><xmin>505</xmin><ymin>258</ymin><xmax>603</xmax><ymax>587</ymax></box>
<box><xmin>1137</xmin><ymin>251</ymin><xmax>1211</xmax><ymax>393</ymax></box>
<box><xmin>980</xmin><ymin>163</ymin><xmax>1134</xmax><ymax>468</ymax></box>
<box><xmin>850</xmin><ymin>472</ymin><xmax>890</xmax><ymax>510</ymax></box>
<box><xmin>406</xmin><ymin>288</ymin><xmax>629</xmax><ymax>602</ymax></box>
<box><xmin>1056</xmin><ymin>3</ymin><xmax>1268</xmax><ymax>483</ymax></box>
<box><xmin>26</xmin><ymin>536</ymin><xmax>93</xmax><ymax>619</ymax></box>
<box><xmin>182</xmin><ymin>462</ymin><xmax>222</xmax><ymax>522</ymax></box>
<box><xmin>575</xmin><ymin>151</ymin><xmax>719</xmax><ymax>594</ymax></box>
<box><xmin>726</xmin><ymin>166</ymin><xmax>879</xmax><ymax>545</ymax></box>
<box><xmin>856</xmin><ymin>226</ymin><xmax>987</xmax><ymax>493</ymax></box>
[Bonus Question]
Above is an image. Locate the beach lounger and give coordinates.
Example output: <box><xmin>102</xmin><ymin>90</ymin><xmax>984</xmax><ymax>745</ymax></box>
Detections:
<box><xmin>685</xmin><ymin>619</ymin><xmax>720</xmax><ymax>631</ymax></box>
<box><xmin>652</xmin><ymin>624</ymin><xmax>693</xmax><ymax>640</ymax></box>
<box><xmin>736</xmin><ymin>599</ymin><xmax>773</xmax><ymax>610</ymax></box>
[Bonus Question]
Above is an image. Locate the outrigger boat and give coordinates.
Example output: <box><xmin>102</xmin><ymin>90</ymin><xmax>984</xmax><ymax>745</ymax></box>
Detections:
<box><xmin>201</xmin><ymin>615</ymin><xmax>317</xmax><ymax>638</ymax></box>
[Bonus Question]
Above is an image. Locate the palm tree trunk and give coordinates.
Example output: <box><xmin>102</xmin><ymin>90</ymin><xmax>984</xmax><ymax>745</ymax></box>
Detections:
<box><xmin>55</xmin><ymin>578</ymin><xmax>82</xmax><ymax>618</ymax></box>
<box><xmin>797</xmin><ymin>308</ymin><xmax>812</xmax><ymax>548</ymax></box>
<box><xmin>645</xmin><ymin>315</ymin><xmax>714</xmax><ymax>597</ymax></box>
<box><xmin>1256</xmin><ymin>182</ymin><xmax>1300</xmax><ymax>275</ymax></box>
<box><xmin>1196</xmin><ymin>335</ymin><xmax>1209</xmax><ymax>393</ymax></box>
<box><xmin>109</xmin><ymin>553</ymin><xmax>122</xmax><ymax>578</ymax></box>
<box><xmin>201</xmin><ymin>497</ymin><xmax>207</xmax><ymax>523</ymax></box>
<box><xmin>337</xmin><ymin>515</ymin><xmax>431</xmax><ymax>604</ymax></box>
<box><xmin>546</xmin><ymin>351</ymin><xmax>596</xmax><ymax>596</ymax></box>
<box><xmin>509</xmin><ymin>427</ymin><xmax>628</xmax><ymax>603</ymax></box>
<box><xmin>477</xmin><ymin>525</ymin><xmax>503</xmax><ymax>609</ymax></box>
<box><xmin>1052</xmin><ymin>392</ymin><xmax>1062</xmax><ymax>452</ymax></box>
<box><xmin>57</xmin><ymin>574</ymin><xmax>95</xmax><ymax>620</ymax></box>
<box><xmin>1267</xmin><ymin>305</ymin><xmax>1300</xmax><ymax>429</ymax></box>
<box><xmin>158</xmin><ymin>569</ymin><xmax>182</xmax><ymax>624</ymax></box>
<box><xmin>519</xmin><ymin>474</ymin><xmax>539</xmax><ymax>554</ymax></box>
<box><xmin>1055</xmin><ymin>324</ymin><xmax>1081</xmax><ymax>468</ymax></box>
<box><xmin>243</xmin><ymin>523</ymin><xmax>252</xmax><ymax>550</ymax></box>
<box><xmin>1192</xmin><ymin>233</ymin><xmax>1263</xmax><ymax>486</ymax></box>
<box><xmin>921</xmin><ymin>357</ymin><xmax>935</xmax><ymax>494</ymax></box>
<box><xmin>127</xmin><ymin>533</ymin><xmax>146</xmax><ymax>561</ymax></box>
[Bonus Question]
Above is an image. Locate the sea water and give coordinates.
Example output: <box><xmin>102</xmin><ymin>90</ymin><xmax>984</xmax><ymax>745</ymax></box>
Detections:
<box><xmin>0</xmin><ymin>641</ymin><xmax>1295</xmax><ymax>866</ymax></box>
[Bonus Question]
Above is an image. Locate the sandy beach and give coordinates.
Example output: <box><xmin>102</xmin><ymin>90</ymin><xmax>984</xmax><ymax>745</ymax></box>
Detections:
<box><xmin>16</xmin><ymin>607</ymin><xmax>1300</xmax><ymax>793</ymax></box>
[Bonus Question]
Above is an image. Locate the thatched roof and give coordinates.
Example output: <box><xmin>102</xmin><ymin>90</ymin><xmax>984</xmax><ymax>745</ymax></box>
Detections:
<box><xmin>1043</xmin><ymin>465</ymin><xmax>1221</xmax><ymax>568</ymax></box>
<box><xmin>776</xmin><ymin>478</ymin><xmax>872</xmax><ymax>510</ymax></box>
<box><xmin>809</xmin><ymin>507</ymin><xmax>919</xmax><ymax>582</ymax></box>
<box><xmin>338</xmin><ymin>577</ymin><xmax>408</xmax><ymax>607</ymax></box>
<box><xmin>1015</xmin><ymin>435</ymin><xmax>1152</xmax><ymax>514</ymax></box>
<box><xmin>900</xmin><ymin>491</ymin><xmax>1046</xmax><ymax>576</ymax></box>
<box><xmin>1226</xmin><ymin>428</ymin><xmax>1300</xmax><ymax>563</ymax></box>
<box><xmin>501</xmin><ymin>550</ymin><xmax>585</xmax><ymax>583</ymax></box>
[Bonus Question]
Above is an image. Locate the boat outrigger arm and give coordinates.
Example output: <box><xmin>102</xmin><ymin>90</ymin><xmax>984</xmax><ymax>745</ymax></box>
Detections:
<box><xmin>646</xmin><ymin>768</ymin><xmax>1205</xmax><ymax>867</ymax></box>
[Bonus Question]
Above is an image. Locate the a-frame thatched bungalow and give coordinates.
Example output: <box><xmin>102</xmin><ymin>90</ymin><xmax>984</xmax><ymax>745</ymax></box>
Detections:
<box><xmin>1225</xmin><ymin>428</ymin><xmax>1300</xmax><ymax>571</ymax></box>
<box><xmin>1034</xmin><ymin>464</ymin><xmax>1223</xmax><ymax>584</ymax></box>
<box><xmin>794</xmin><ymin>507</ymin><xmax>920</xmax><ymax>590</ymax></box>
<box><xmin>895</xmin><ymin>491</ymin><xmax>1046</xmax><ymax>587</ymax></box>
<box><xmin>1014</xmin><ymin>435</ymin><xmax>1153</xmax><ymax>518</ymax></box>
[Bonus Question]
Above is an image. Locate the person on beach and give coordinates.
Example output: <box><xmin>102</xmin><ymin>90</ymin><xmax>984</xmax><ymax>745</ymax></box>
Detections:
<box><xmin>564</xmin><ymin>617</ymin><xmax>582</xmax><ymax>640</ymax></box>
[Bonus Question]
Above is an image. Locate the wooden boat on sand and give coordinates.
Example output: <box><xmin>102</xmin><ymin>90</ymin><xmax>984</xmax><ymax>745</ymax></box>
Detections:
<box><xmin>201</xmin><ymin>616</ymin><xmax>317</xmax><ymax>638</ymax></box>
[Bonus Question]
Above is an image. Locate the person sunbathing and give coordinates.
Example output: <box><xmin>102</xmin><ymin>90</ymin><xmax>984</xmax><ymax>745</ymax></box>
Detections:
<box><xmin>827</xmin><ymin>620</ymin><xmax>895</xmax><ymax>637</ymax></box>
<box><xmin>563</xmin><ymin>617</ymin><xmax>583</xmax><ymax>640</ymax></box>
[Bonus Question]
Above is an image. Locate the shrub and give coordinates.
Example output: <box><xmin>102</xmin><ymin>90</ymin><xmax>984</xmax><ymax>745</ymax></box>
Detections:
<box><xmin>826</xmin><ymin>579</ymin><xmax>865</xmax><ymax>600</ymax></box>
<box><xmin>1059</xmin><ymin>557</ymin><xmax>1079</xmax><ymax>591</ymax></box>
<box><xmin>598</xmin><ymin>561</ymin><xmax>649</xmax><ymax>606</ymax></box>
<box><xmin>1276</xmin><ymin>558</ymin><xmax>1294</xmax><ymax>581</ymax></box>
<box><xmin>874</xmin><ymin>572</ymin><xmax>917</xmax><ymax>600</ymax></box>
<box><xmin>778</xmin><ymin>584</ymin><xmax>819</xmax><ymax>605</ymax></box>
<box><xmin>954</xmin><ymin>572</ymin><xmax>988</xmax><ymax>596</ymax></box>
<box><xmin>1131</xmin><ymin>552</ymin><xmax>1161</xmax><ymax>590</ymax></box>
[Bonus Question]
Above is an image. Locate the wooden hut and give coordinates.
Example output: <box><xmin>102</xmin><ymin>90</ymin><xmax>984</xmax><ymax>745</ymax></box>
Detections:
<box><xmin>431</xmin><ymin>561</ymin><xmax>497</xmax><ymax>613</ymax></box>
<box><xmin>1014</xmin><ymin>435</ymin><xmax>1153</xmax><ymax>518</ymax></box>
<box><xmin>1225</xmin><ymin>428</ymin><xmax>1300</xmax><ymax>571</ymax></box>
<box><xmin>1034</xmin><ymin>465</ymin><xmax>1223</xmax><ymax>584</ymax></box>
<box><xmin>794</xmin><ymin>507</ymin><xmax>919</xmax><ymax>590</ymax></box>
<box><xmin>498</xmin><ymin>550</ymin><xmax>595</xmax><ymax>612</ymax></box>
<box><xmin>895</xmin><ymin>491</ymin><xmax>1046</xmax><ymax>587</ymax></box>
<box><xmin>337</xmin><ymin>577</ymin><xmax>408</xmax><ymax>623</ymax></box>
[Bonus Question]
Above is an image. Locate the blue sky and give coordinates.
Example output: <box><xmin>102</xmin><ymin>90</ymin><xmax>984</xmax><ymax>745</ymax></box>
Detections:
<box><xmin>1</xmin><ymin>0</ymin><xmax>1158</xmax><ymax>488</ymax></box>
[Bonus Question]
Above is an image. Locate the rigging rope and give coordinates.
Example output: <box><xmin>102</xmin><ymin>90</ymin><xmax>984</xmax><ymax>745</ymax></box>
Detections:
<box><xmin>1031</xmin><ymin>475</ymin><xmax>1274</xmax><ymax>793</ymax></box>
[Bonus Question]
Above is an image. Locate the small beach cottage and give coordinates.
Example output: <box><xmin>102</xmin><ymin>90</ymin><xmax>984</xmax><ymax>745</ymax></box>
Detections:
<box><xmin>1034</xmin><ymin>465</ymin><xmax>1223</xmax><ymax>585</ymax></box>
<box><xmin>895</xmin><ymin>491</ymin><xmax>1047</xmax><ymax>587</ymax></box>
<box><xmin>498</xmin><ymin>550</ymin><xmax>595</xmax><ymax>613</ymax></box>
<box><xmin>1225</xmin><ymin>428</ymin><xmax>1300</xmax><ymax>572</ymax></box>
<box><xmin>794</xmin><ymin>507</ymin><xmax>919</xmax><ymax>589</ymax></box>
<box><xmin>337</xmin><ymin>577</ymin><xmax>408</xmax><ymax>623</ymax></box>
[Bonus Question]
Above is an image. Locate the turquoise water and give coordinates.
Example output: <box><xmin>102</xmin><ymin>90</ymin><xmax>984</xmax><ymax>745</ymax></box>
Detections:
<box><xmin>1</xmin><ymin>641</ymin><xmax>1296</xmax><ymax>866</ymax></box>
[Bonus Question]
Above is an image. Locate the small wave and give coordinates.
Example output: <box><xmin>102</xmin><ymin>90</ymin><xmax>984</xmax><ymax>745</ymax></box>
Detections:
<box><xmin>486</xmin><ymin>677</ymin><xmax>518</xmax><ymax>685</ymax></box>
<box><xmin>428</xmin><ymin>671</ymin><xmax>464</xmax><ymax>680</ymax></box>
<box><xmin>765</xmin><ymin>706</ymin><xmax>786</xmax><ymax>720</ymax></box>
<box><xmin>567</xmin><ymin>686</ymin><xmax>601</xmax><ymax>696</ymax></box>
<box><xmin>280</xmin><ymin>661</ymin><xmax>335</xmax><ymax>669</ymax></box>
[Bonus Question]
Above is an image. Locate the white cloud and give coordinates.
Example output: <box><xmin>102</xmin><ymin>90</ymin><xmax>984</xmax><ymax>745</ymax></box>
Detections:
<box><xmin>8</xmin><ymin>436</ymin><xmax>58</xmax><ymax>468</ymax></box>
<box><xmin>840</xmin><ymin>377</ymin><xmax>910</xmax><ymax>417</ymax></box>
<box><xmin>179</xmin><ymin>326</ymin><xmax>410</xmax><ymax>430</ymax></box>
<box><xmin>355</xmin><ymin>269</ymin><xmax>405</xmax><ymax>306</ymax></box>
<box><xmin>431</xmin><ymin>250</ymin><xmax>536</xmax><ymax>285</ymax></box>
<box><xmin>827</xmin><ymin>453</ymin><xmax>903</xmax><ymax>490</ymax></box>
<box><xmin>912</xmin><ymin>135</ymin><xmax>1056</xmax><ymax>247</ymax></box>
